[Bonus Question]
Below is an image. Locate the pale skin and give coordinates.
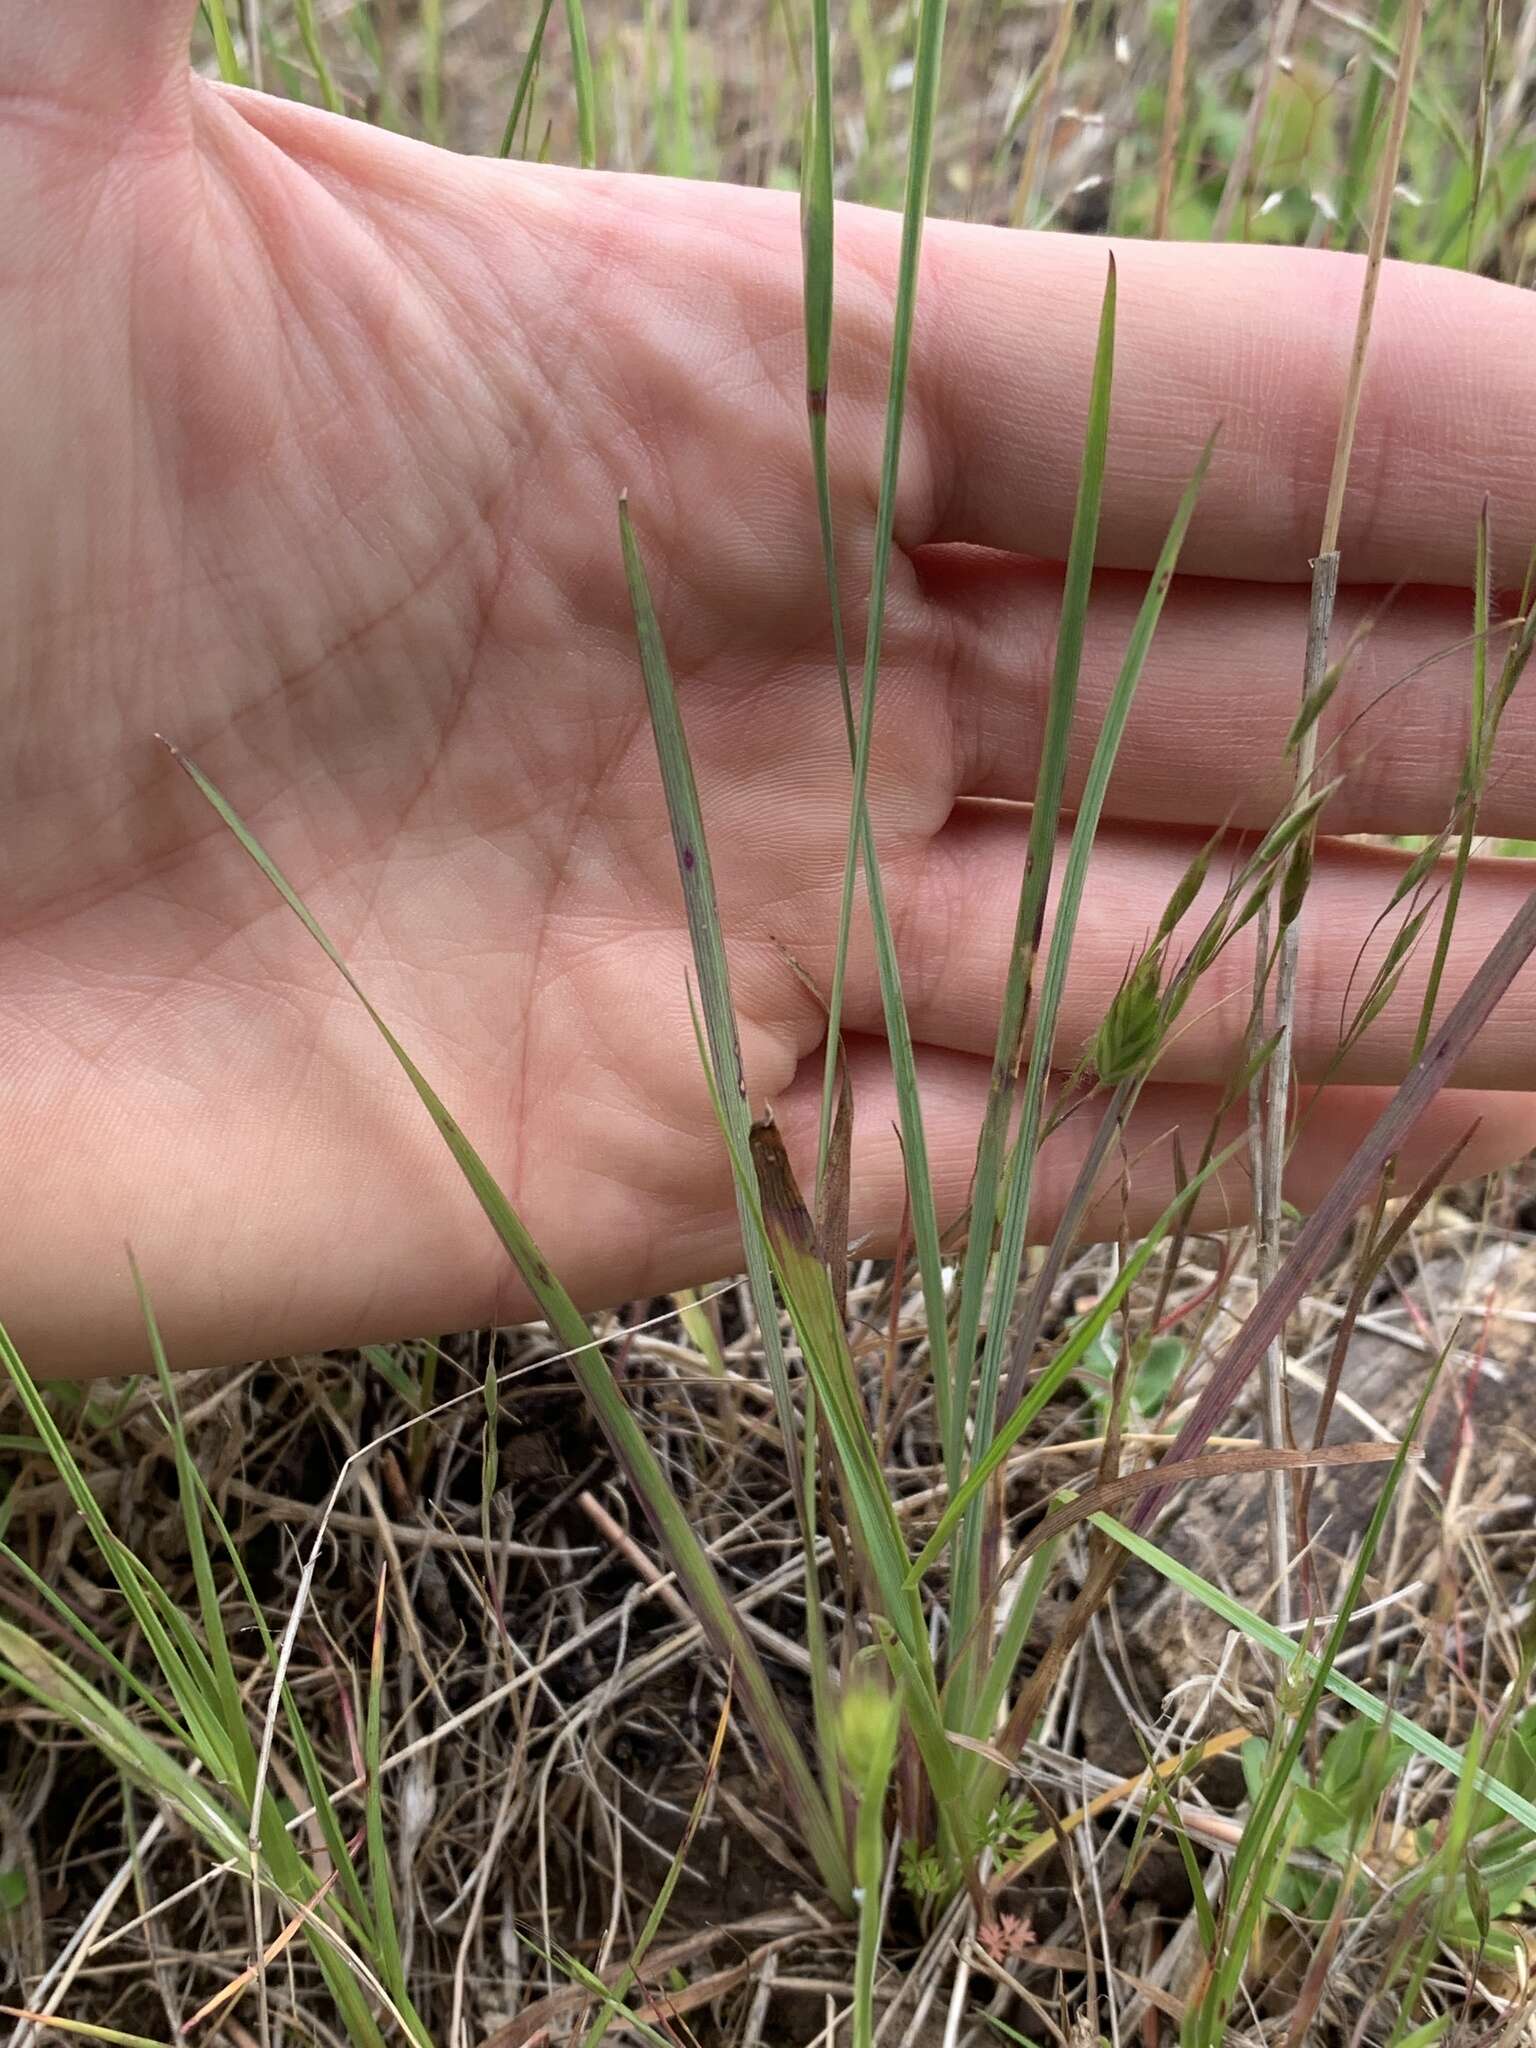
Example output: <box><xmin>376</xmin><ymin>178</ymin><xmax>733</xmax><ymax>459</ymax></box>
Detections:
<box><xmin>6</xmin><ymin>7</ymin><xmax>1536</xmax><ymax>1377</ymax></box>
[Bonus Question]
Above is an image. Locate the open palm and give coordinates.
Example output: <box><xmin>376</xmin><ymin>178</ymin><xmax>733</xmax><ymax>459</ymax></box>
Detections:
<box><xmin>7</xmin><ymin>6</ymin><xmax>1536</xmax><ymax>1374</ymax></box>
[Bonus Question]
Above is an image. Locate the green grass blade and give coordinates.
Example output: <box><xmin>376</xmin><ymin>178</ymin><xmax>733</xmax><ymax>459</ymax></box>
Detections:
<box><xmin>800</xmin><ymin>0</ymin><xmax>858</xmax><ymax>1193</ymax></box>
<box><xmin>0</xmin><ymin>2018</ymin><xmax>169</xmax><ymax>2048</ymax></box>
<box><xmin>182</xmin><ymin>1463</ymin><xmax>378</xmax><ymax>1943</ymax></box>
<box><xmin>978</xmin><ymin>429</ymin><xmax>1217</xmax><ymax>1441</ymax></box>
<box><xmin>1092</xmin><ymin>1513</ymin><xmax>1536</xmax><ymax>1840</ymax></box>
<box><xmin>750</xmin><ymin>1122</ymin><xmax>929</xmax><ymax>1674</ymax></box>
<box><xmin>819</xmin><ymin>0</ymin><xmax>957</xmax><ymax>1476</ymax></box>
<box><xmin>1466</xmin><ymin>0</ymin><xmax>1500</xmax><ymax>267</ymax></box>
<box><xmin>419</xmin><ymin>0</ymin><xmax>443</xmax><ymax>142</ymax></box>
<box><xmin>907</xmin><ymin>1132</ymin><xmax>1243</xmax><ymax>1584</ymax></box>
<box><xmin>689</xmin><ymin>1010</ymin><xmax>954</xmax><ymax>1840</ymax></box>
<box><xmin>799</xmin><ymin>1387</ymin><xmax>844</xmax><ymax>1840</ymax></box>
<box><xmin>966</xmin><ymin>1540</ymin><xmax>1064</xmax><ymax>1761</ymax></box>
<box><xmin>499</xmin><ymin>0</ymin><xmax>558</xmax><ymax>156</ymax></box>
<box><xmin>202</xmin><ymin>0</ymin><xmax>245</xmax><ymax>83</ymax></box>
<box><xmin>794</xmin><ymin>0</ymin><xmax>956</xmax><ymax>1504</ymax></box>
<box><xmin>944</xmin><ymin>257</ymin><xmax>1116</xmax><ymax>1683</ymax></box>
<box><xmin>617</xmin><ymin>502</ymin><xmax>807</xmax><ymax>1504</ymax></box>
<box><xmin>293</xmin><ymin>0</ymin><xmax>342</xmax><ymax>113</ymax></box>
<box><xmin>666</xmin><ymin>0</ymin><xmax>695</xmax><ymax>176</ymax></box>
<box><xmin>364</xmin><ymin>1577</ymin><xmax>410</xmax><ymax>2018</ymax></box>
<box><xmin>0</xmin><ymin>1323</ymin><xmax>235</xmax><ymax>1777</ymax></box>
<box><xmin>0</xmin><ymin>1480</ymin><xmax>389</xmax><ymax>2044</ymax></box>
<box><xmin>949</xmin><ymin>253</ymin><xmax>1116</xmax><ymax>1423</ymax></box>
<box><xmin>528</xmin><ymin>1943</ymin><xmax>671</xmax><ymax>2048</ymax></box>
<box><xmin>566</xmin><ymin>0</ymin><xmax>598</xmax><ymax>166</ymax></box>
<box><xmin>943</xmin><ymin>434</ymin><xmax>1214</xmax><ymax>1723</ymax></box>
<box><xmin>1192</xmin><ymin>1343</ymin><xmax>1444</xmax><ymax>2040</ymax></box>
<box><xmin>136</xmin><ymin>1284</ymin><xmax>401</xmax><ymax>2037</ymax></box>
<box><xmin>362</xmin><ymin>1342</ymin><xmax>426</xmax><ymax>1412</ymax></box>
<box><xmin>0</xmin><ymin>1539</ymin><xmax>184</xmax><ymax>1738</ymax></box>
<box><xmin>170</xmin><ymin>745</ymin><xmax>851</xmax><ymax>1912</ymax></box>
<box><xmin>0</xmin><ymin>1623</ymin><xmax>250</xmax><ymax>1866</ymax></box>
<box><xmin>134</xmin><ymin>1259</ymin><xmax>255</xmax><ymax>1797</ymax></box>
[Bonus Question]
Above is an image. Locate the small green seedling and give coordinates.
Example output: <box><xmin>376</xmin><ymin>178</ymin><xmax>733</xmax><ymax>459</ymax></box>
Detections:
<box><xmin>1071</xmin><ymin>1330</ymin><xmax>1188</xmax><ymax>1431</ymax></box>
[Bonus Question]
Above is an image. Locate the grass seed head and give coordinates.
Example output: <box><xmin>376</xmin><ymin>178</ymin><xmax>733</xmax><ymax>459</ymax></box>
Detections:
<box><xmin>1092</xmin><ymin>950</ymin><xmax>1164</xmax><ymax>1085</ymax></box>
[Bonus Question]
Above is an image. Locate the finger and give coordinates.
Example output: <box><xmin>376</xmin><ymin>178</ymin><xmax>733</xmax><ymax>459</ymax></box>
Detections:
<box><xmin>770</xmin><ymin>1040</ymin><xmax>1536</xmax><ymax>1252</ymax></box>
<box><xmin>828</xmin><ymin>810</ymin><xmax>1536</xmax><ymax>1091</ymax></box>
<box><xmin>923</xmin><ymin>557</ymin><xmax>1535</xmax><ymax>838</ymax></box>
<box><xmin>4</xmin><ymin>4</ymin><xmax>192</xmax><ymax>122</ymax></box>
<box><xmin>891</xmin><ymin>223</ymin><xmax>1536</xmax><ymax>584</ymax></box>
<box><xmin>473</xmin><ymin>172</ymin><xmax>1534</xmax><ymax>592</ymax></box>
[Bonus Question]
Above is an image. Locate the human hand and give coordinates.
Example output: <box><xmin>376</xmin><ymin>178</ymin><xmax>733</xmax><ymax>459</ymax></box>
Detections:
<box><xmin>7</xmin><ymin>6</ymin><xmax>1535</xmax><ymax>1374</ymax></box>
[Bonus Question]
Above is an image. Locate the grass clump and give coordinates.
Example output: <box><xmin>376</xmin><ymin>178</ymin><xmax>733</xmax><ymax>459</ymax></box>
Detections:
<box><xmin>7</xmin><ymin>4</ymin><xmax>1536</xmax><ymax>2045</ymax></box>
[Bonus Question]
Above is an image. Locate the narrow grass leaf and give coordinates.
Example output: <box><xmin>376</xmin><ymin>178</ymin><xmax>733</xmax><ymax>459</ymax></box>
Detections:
<box><xmin>365</xmin><ymin>1576</ymin><xmax>410</xmax><ymax>2016</ymax></box>
<box><xmin>907</xmin><ymin>1133</ymin><xmax>1244</xmax><ymax>1583</ymax></box>
<box><xmin>566</xmin><ymin>0</ymin><xmax>598</xmax><ymax>166</ymax></box>
<box><xmin>0</xmin><ymin>1623</ymin><xmax>250</xmax><ymax>1866</ymax></box>
<box><xmin>0</xmin><ymin>1539</ymin><xmax>182</xmax><ymax>1736</ymax></box>
<box><xmin>946</xmin><ymin>439</ymin><xmax>1216</xmax><ymax>1709</ymax></box>
<box><xmin>419</xmin><ymin>0</ymin><xmax>443</xmax><ymax>141</ymax></box>
<box><xmin>169</xmin><ymin>745</ymin><xmax>850</xmax><ymax>1911</ymax></box>
<box><xmin>500</xmin><ymin>0</ymin><xmax>558</xmax><ymax>156</ymax></box>
<box><xmin>0</xmin><ymin>1323</ymin><xmax>233</xmax><ymax>1778</ymax></box>
<box><xmin>1192</xmin><ymin>1341</ymin><xmax>1442</xmax><ymax>2041</ymax></box>
<box><xmin>616</xmin><ymin>502</ymin><xmax>804</xmax><ymax>1503</ymax></box>
<box><xmin>182</xmin><ymin>1461</ymin><xmax>378</xmax><ymax>1943</ymax></box>
<box><xmin>1092</xmin><ymin>1514</ymin><xmax>1536</xmax><ymax>1838</ymax></box>
<box><xmin>750</xmin><ymin>1122</ymin><xmax>929</xmax><ymax>1674</ymax></box>
<box><xmin>819</xmin><ymin>0</ymin><xmax>956</xmax><ymax>1472</ymax></box>
<box><xmin>201</xmin><ymin>0</ymin><xmax>245</xmax><ymax>83</ymax></box>
<box><xmin>293</xmin><ymin>0</ymin><xmax>342</xmax><ymax>112</ymax></box>
<box><xmin>0</xmin><ymin>2014</ymin><xmax>170</xmax><ymax>2048</ymax></box>
<box><xmin>799</xmin><ymin>0</ymin><xmax>859</xmax><ymax>1189</ymax></box>
<box><xmin>949</xmin><ymin>257</ymin><xmax>1117</xmax><ymax>1530</ymax></box>
<box><xmin>362</xmin><ymin>1343</ymin><xmax>425</xmax><ymax>1413</ymax></box>
<box><xmin>135</xmin><ymin>1258</ymin><xmax>255</xmax><ymax>1797</ymax></box>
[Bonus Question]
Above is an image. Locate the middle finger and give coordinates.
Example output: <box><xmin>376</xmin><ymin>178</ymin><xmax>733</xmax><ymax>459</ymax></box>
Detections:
<box><xmin>816</xmin><ymin>806</ymin><xmax>1536</xmax><ymax>1092</ymax></box>
<box><xmin>916</xmin><ymin>552</ymin><xmax>1531</xmax><ymax>837</ymax></box>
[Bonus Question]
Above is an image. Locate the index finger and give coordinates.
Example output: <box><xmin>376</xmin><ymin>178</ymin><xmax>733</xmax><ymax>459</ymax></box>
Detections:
<box><xmin>893</xmin><ymin>224</ymin><xmax>1536</xmax><ymax>586</ymax></box>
